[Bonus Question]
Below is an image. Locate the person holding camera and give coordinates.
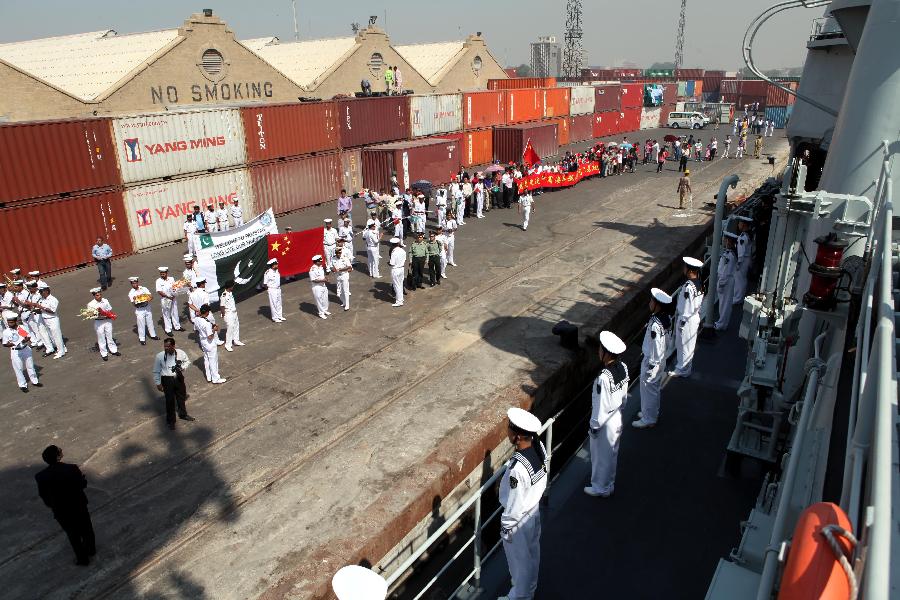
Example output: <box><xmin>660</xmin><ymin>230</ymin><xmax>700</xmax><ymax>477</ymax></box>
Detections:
<box><xmin>152</xmin><ymin>337</ymin><xmax>195</xmax><ymax>430</ymax></box>
<box><xmin>196</xmin><ymin>304</ymin><xmax>226</xmax><ymax>385</ymax></box>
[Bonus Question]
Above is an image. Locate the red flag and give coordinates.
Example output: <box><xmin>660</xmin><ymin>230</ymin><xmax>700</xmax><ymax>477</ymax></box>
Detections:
<box><xmin>522</xmin><ymin>138</ymin><xmax>541</xmax><ymax>168</ymax></box>
<box><xmin>268</xmin><ymin>228</ymin><xmax>324</xmax><ymax>277</ymax></box>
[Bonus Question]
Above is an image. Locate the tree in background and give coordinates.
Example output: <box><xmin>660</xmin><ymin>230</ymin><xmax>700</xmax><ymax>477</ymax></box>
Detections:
<box><xmin>515</xmin><ymin>64</ymin><xmax>534</xmax><ymax>77</ymax></box>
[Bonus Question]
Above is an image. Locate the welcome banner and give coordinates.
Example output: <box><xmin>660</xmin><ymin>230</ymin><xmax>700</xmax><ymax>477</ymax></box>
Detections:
<box><xmin>515</xmin><ymin>161</ymin><xmax>601</xmax><ymax>193</ymax></box>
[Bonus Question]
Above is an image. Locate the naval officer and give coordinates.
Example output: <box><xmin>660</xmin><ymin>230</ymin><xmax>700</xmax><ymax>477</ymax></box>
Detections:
<box><xmin>388</xmin><ymin>238</ymin><xmax>406</xmax><ymax>307</ymax></box>
<box><xmin>363</xmin><ymin>219</ymin><xmax>382</xmax><ymax>278</ymax></box>
<box><xmin>585</xmin><ymin>331</ymin><xmax>629</xmax><ymax>497</ymax></box>
<box><xmin>309</xmin><ymin>255</ymin><xmax>330</xmax><ymax>319</ymax></box>
<box><xmin>499</xmin><ymin>407</ymin><xmax>547</xmax><ymax>600</ymax></box>
<box><xmin>732</xmin><ymin>216</ymin><xmax>753</xmax><ymax>304</ymax></box>
<box><xmin>127</xmin><ymin>276</ymin><xmax>158</xmax><ymax>345</ymax></box>
<box><xmin>3</xmin><ymin>310</ymin><xmax>41</xmax><ymax>391</ymax></box>
<box><xmin>87</xmin><ymin>288</ymin><xmax>120</xmax><ymax>361</ymax></box>
<box><xmin>262</xmin><ymin>259</ymin><xmax>284</xmax><ymax>322</ymax></box>
<box><xmin>715</xmin><ymin>233</ymin><xmax>738</xmax><ymax>330</ymax></box>
<box><xmin>633</xmin><ymin>288</ymin><xmax>673</xmax><ymax>429</ymax></box>
<box><xmin>670</xmin><ymin>257</ymin><xmax>704</xmax><ymax>378</ymax></box>
<box><xmin>155</xmin><ymin>267</ymin><xmax>183</xmax><ymax>335</ymax></box>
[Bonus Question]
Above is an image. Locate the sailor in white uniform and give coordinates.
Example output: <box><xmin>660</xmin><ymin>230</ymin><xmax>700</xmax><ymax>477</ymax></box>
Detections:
<box><xmin>435</xmin><ymin>188</ymin><xmax>448</xmax><ymax>228</ymax></box>
<box><xmin>499</xmin><ymin>407</ymin><xmax>547</xmax><ymax>600</ymax></box>
<box><xmin>434</xmin><ymin>226</ymin><xmax>449</xmax><ymax>279</ymax></box>
<box><xmin>331</xmin><ymin>565</ymin><xmax>387</xmax><ymax>600</ymax></box>
<box><xmin>87</xmin><ymin>287</ymin><xmax>120</xmax><ymax>361</ymax></box>
<box><xmin>363</xmin><ymin>220</ymin><xmax>382</xmax><ymax>278</ymax></box>
<box><xmin>585</xmin><ymin>331</ymin><xmax>629</xmax><ymax>496</ymax></box>
<box><xmin>715</xmin><ymin>233</ymin><xmax>738</xmax><ymax>330</ymax></box>
<box><xmin>518</xmin><ymin>191</ymin><xmax>534</xmax><ymax>231</ymax></box>
<box><xmin>127</xmin><ymin>276</ymin><xmax>158</xmax><ymax>345</ymax></box>
<box><xmin>323</xmin><ymin>219</ymin><xmax>339</xmax><ymax>273</ymax></box>
<box><xmin>262</xmin><ymin>259</ymin><xmax>284</xmax><ymax>322</ymax></box>
<box><xmin>333</xmin><ymin>249</ymin><xmax>353</xmax><ymax>311</ymax></box>
<box><xmin>196</xmin><ymin>304</ymin><xmax>226</xmax><ymax>384</ymax></box>
<box><xmin>309</xmin><ymin>255</ymin><xmax>330</xmax><ymax>319</ymax></box>
<box><xmin>219</xmin><ymin>280</ymin><xmax>243</xmax><ymax>351</ymax></box>
<box><xmin>389</xmin><ymin>238</ymin><xmax>406</xmax><ymax>307</ymax></box>
<box><xmin>337</xmin><ymin>217</ymin><xmax>355</xmax><ymax>260</ymax></box>
<box><xmin>445</xmin><ymin>213</ymin><xmax>458</xmax><ymax>267</ymax></box>
<box><xmin>15</xmin><ymin>280</ymin><xmax>40</xmax><ymax>349</ymax></box>
<box><xmin>670</xmin><ymin>257</ymin><xmax>704</xmax><ymax>378</ymax></box>
<box><xmin>391</xmin><ymin>200</ymin><xmax>405</xmax><ymax>244</ymax></box>
<box><xmin>731</xmin><ymin>216</ymin><xmax>753</xmax><ymax>305</ymax></box>
<box><xmin>3</xmin><ymin>311</ymin><xmax>41</xmax><ymax>391</ymax></box>
<box><xmin>24</xmin><ymin>280</ymin><xmax>51</xmax><ymax>354</ymax></box>
<box><xmin>230</xmin><ymin>199</ymin><xmax>244</xmax><ymax>227</ymax></box>
<box><xmin>36</xmin><ymin>282</ymin><xmax>65</xmax><ymax>359</ymax></box>
<box><xmin>216</xmin><ymin>201</ymin><xmax>230</xmax><ymax>232</ymax></box>
<box><xmin>633</xmin><ymin>288</ymin><xmax>673</xmax><ymax>428</ymax></box>
<box><xmin>155</xmin><ymin>267</ymin><xmax>182</xmax><ymax>334</ymax></box>
<box><xmin>187</xmin><ymin>279</ymin><xmax>224</xmax><ymax>345</ymax></box>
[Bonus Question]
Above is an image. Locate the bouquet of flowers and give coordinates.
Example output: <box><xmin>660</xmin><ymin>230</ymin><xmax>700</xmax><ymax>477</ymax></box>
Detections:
<box><xmin>171</xmin><ymin>278</ymin><xmax>192</xmax><ymax>294</ymax></box>
<box><xmin>132</xmin><ymin>293</ymin><xmax>153</xmax><ymax>304</ymax></box>
<box><xmin>77</xmin><ymin>306</ymin><xmax>118</xmax><ymax>320</ymax></box>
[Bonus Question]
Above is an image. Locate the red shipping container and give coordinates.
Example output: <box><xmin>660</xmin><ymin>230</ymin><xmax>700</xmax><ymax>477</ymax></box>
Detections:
<box><xmin>766</xmin><ymin>81</ymin><xmax>798</xmax><ymax>106</ymax></box>
<box><xmin>241</xmin><ymin>102</ymin><xmax>339</xmax><ymax>163</ymax></box>
<box><xmin>675</xmin><ymin>68</ymin><xmax>704</xmax><ymax>79</ymax></box>
<box><xmin>581</xmin><ymin>68</ymin><xmax>615</xmax><ymax>80</ymax></box>
<box><xmin>543</xmin><ymin>88</ymin><xmax>571</xmax><ymax>118</ymax></box>
<box><xmin>613</xmin><ymin>68</ymin><xmax>642</xmax><ymax>79</ymax></box>
<box><xmin>461</xmin><ymin>129</ymin><xmax>493</xmax><ymax>167</ymax></box>
<box><xmin>488</xmin><ymin>77</ymin><xmax>556</xmax><ymax>90</ymax></box>
<box><xmin>505</xmin><ymin>89</ymin><xmax>545</xmax><ymax>124</ymax></box>
<box><xmin>569</xmin><ymin>114</ymin><xmax>594</xmax><ymax>143</ymax></box>
<box><xmin>547</xmin><ymin>117</ymin><xmax>570</xmax><ymax>146</ymax></box>
<box><xmin>662</xmin><ymin>84</ymin><xmax>677</xmax><ymax>105</ymax></box>
<box><xmin>362</xmin><ymin>138</ymin><xmax>460</xmax><ymax>192</ymax></box>
<box><xmin>595</xmin><ymin>84</ymin><xmax>622</xmax><ymax>112</ymax></box>
<box><xmin>463</xmin><ymin>91</ymin><xmax>506</xmax><ymax>129</ymax></box>
<box><xmin>721</xmin><ymin>79</ymin><xmax>769</xmax><ymax>96</ymax></box>
<box><xmin>592</xmin><ymin>112</ymin><xmax>619</xmax><ymax>139</ymax></box>
<box><xmin>619</xmin><ymin>108</ymin><xmax>642</xmax><ymax>133</ymax></box>
<box><xmin>0</xmin><ymin>118</ymin><xmax>120</xmax><ymax>205</ymax></box>
<box><xmin>620</xmin><ymin>83</ymin><xmax>644</xmax><ymax>109</ymax></box>
<box><xmin>493</xmin><ymin>122</ymin><xmax>558</xmax><ymax>164</ymax></box>
<box><xmin>250</xmin><ymin>153</ymin><xmax>342</xmax><ymax>215</ymax></box>
<box><xmin>336</xmin><ymin>96</ymin><xmax>410</xmax><ymax>148</ymax></box>
<box><xmin>0</xmin><ymin>188</ymin><xmax>132</xmax><ymax>275</ymax></box>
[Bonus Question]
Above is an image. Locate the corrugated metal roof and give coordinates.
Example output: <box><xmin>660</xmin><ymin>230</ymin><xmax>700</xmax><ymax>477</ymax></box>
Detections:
<box><xmin>0</xmin><ymin>29</ymin><xmax>181</xmax><ymax>101</ymax></box>
<box><xmin>241</xmin><ymin>36</ymin><xmax>357</xmax><ymax>88</ymax></box>
<box><xmin>395</xmin><ymin>41</ymin><xmax>466</xmax><ymax>85</ymax></box>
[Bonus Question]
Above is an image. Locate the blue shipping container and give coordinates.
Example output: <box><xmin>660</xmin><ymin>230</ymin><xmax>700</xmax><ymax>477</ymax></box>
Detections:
<box><xmin>765</xmin><ymin>105</ymin><xmax>794</xmax><ymax>128</ymax></box>
<box><xmin>685</xmin><ymin>80</ymin><xmax>695</xmax><ymax>97</ymax></box>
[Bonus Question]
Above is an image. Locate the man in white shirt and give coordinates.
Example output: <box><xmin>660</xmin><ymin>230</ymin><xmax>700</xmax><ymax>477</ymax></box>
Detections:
<box><xmin>518</xmin><ymin>191</ymin><xmax>534</xmax><ymax>231</ymax></box>
<box><xmin>461</xmin><ymin>176</ymin><xmax>473</xmax><ymax>223</ymax></box>
<box><xmin>435</xmin><ymin>188</ymin><xmax>448</xmax><ymax>227</ymax></box>
<box><xmin>323</xmin><ymin>218</ymin><xmax>339</xmax><ymax>273</ymax></box>
<box><xmin>501</xmin><ymin>170</ymin><xmax>513</xmax><ymax>208</ymax></box>
<box><xmin>216</xmin><ymin>201</ymin><xmax>230</xmax><ymax>232</ymax></box>
<box><xmin>363</xmin><ymin>220</ymin><xmax>382</xmax><ymax>278</ymax></box>
<box><xmin>388</xmin><ymin>238</ymin><xmax>406</xmax><ymax>307</ymax></box>
<box><xmin>155</xmin><ymin>267</ymin><xmax>183</xmax><ymax>335</ymax></box>
<box><xmin>87</xmin><ymin>287</ymin><xmax>120</xmax><ymax>361</ymax></box>
<box><xmin>669</xmin><ymin>257</ymin><xmax>704</xmax><ymax>378</ymax></box>
<box><xmin>474</xmin><ymin>176</ymin><xmax>485</xmax><ymax>218</ymax></box>
<box><xmin>445</xmin><ymin>213</ymin><xmax>458</xmax><ymax>267</ymax></box>
<box><xmin>187</xmin><ymin>279</ymin><xmax>224</xmax><ymax>346</ymax></box>
<box><xmin>127</xmin><ymin>276</ymin><xmax>158</xmax><ymax>345</ymax></box>
<box><xmin>3</xmin><ymin>311</ymin><xmax>41</xmax><ymax>391</ymax></box>
<box><xmin>36</xmin><ymin>282</ymin><xmax>65</xmax><ymax>359</ymax></box>
<box><xmin>634</xmin><ymin>289</ymin><xmax>672</xmax><ymax>429</ymax></box>
<box><xmin>205</xmin><ymin>205</ymin><xmax>218</xmax><ymax>233</ymax></box>
<box><xmin>195</xmin><ymin>305</ymin><xmax>225</xmax><ymax>384</ymax></box>
<box><xmin>309</xmin><ymin>255</ymin><xmax>330</xmax><ymax>319</ymax></box>
<box><xmin>450</xmin><ymin>178</ymin><xmax>464</xmax><ymax>225</ymax></box>
<box><xmin>434</xmin><ymin>227</ymin><xmax>449</xmax><ymax>279</ymax></box>
<box><xmin>230</xmin><ymin>199</ymin><xmax>244</xmax><ymax>227</ymax></box>
<box><xmin>152</xmin><ymin>337</ymin><xmax>194</xmax><ymax>430</ymax></box>
<box><xmin>262</xmin><ymin>259</ymin><xmax>284</xmax><ymax>322</ymax></box>
<box><xmin>586</xmin><ymin>331</ymin><xmax>629</xmax><ymax>496</ymax></box>
<box><xmin>337</xmin><ymin>217</ymin><xmax>355</xmax><ymax>260</ymax></box>
<box><xmin>391</xmin><ymin>200</ymin><xmax>405</xmax><ymax>245</ymax></box>
<box><xmin>219</xmin><ymin>280</ymin><xmax>244</xmax><ymax>351</ymax></box>
<box><xmin>333</xmin><ymin>250</ymin><xmax>353</xmax><ymax>311</ymax></box>
<box><xmin>411</xmin><ymin>195</ymin><xmax>427</xmax><ymax>234</ymax></box>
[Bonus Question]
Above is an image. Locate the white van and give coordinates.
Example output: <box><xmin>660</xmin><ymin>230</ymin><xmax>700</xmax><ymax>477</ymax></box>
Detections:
<box><xmin>667</xmin><ymin>111</ymin><xmax>709</xmax><ymax>129</ymax></box>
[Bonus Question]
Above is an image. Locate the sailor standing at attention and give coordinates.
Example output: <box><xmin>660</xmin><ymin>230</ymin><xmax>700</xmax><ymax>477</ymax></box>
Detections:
<box><xmin>323</xmin><ymin>218</ymin><xmax>339</xmax><ymax>273</ymax></box>
<box><xmin>309</xmin><ymin>255</ymin><xmax>330</xmax><ymax>319</ymax></box>
<box><xmin>391</xmin><ymin>200</ymin><xmax>405</xmax><ymax>245</ymax></box>
<box><xmin>127</xmin><ymin>276</ymin><xmax>158</xmax><ymax>345</ymax></box>
<box><xmin>219</xmin><ymin>280</ymin><xmax>244</xmax><ymax>351</ymax></box>
<box><xmin>445</xmin><ymin>212</ymin><xmax>459</xmax><ymax>267</ymax></box>
<box><xmin>230</xmin><ymin>198</ymin><xmax>244</xmax><ymax>227</ymax></box>
<box><xmin>216</xmin><ymin>201</ymin><xmax>230</xmax><ymax>232</ymax></box>
<box><xmin>88</xmin><ymin>287</ymin><xmax>120</xmax><ymax>361</ymax></box>
<box><xmin>732</xmin><ymin>216</ymin><xmax>753</xmax><ymax>305</ymax></box>
<box><xmin>389</xmin><ymin>238</ymin><xmax>406</xmax><ymax>307</ymax></box>
<box><xmin>36</xmin><ymin>282</ymin><xmax>66</xmax><ymax>359</ymax></box>
<box><xmin>585</xmin><ymin>331</ymin><xmax>629</xmax><ymax>497</ymax></box>
<box><xmin>518</xmin><ymin>189</ymin><xmax>534</xmax><ymax>231</ymax></box>
<box><xmin>715</xmin><ymin>233</ymin><xmax>738</xmax><ymax>330</ymax></box>
<box><xmin>262</xmin><ymin>259</ymin><xmax>284</xmax><ymax>322</ymax></box>
<box><xmin>633</xmin><ymin>288</ymin><xmax>672</xmax><ymax>429</ymax></box>
<box><xmin>333</xmin><ymin>249</ymin><xmax>353</xmax><ymax>311</ymax></box>
<box><xmin>499</xmin><ymin>407</ymin><xmax>547</xmax><ymax>600</ymax></box>
<box><xmin>338</xmin><ymin>216</ymin><xmax>355</xmax><ymax>260</ymax></box>
<box><xmin>155</xmin><ymin>267</ymin><xmax>182</xmax><ymax>335</ymax></box>
<box><xmin>195</xmin><ymin>304</ymin><xmax>226</xmax><ymax>384</ymax></box>
<box><xmin>670</xmin><ymin>257</ymin><xmax>704</xmax><ymax>378</ymax></box>
<box><xmin>363</xmin><ymin>220</ymin><xmax>382</xmax><ymax>278</ymax></box>
<box><xmin>435</xmin><ymin>188</ymin><xmax>448</xmax><ymax>228</ymax></box>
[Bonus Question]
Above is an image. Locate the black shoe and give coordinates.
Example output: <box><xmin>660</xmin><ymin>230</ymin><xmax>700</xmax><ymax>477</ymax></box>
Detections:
<box><xmin>179</xmin><ymin>414</ymin><xmax>196</xmax><ymax>422</ymax></box>
<box><xmin>140</xmin><ymin>340</ymin><xmax>146</xmax><ymax>346</ymax></box>
<box><xmin>165</xmin><ymin>331</ymin><xmax>173</xmax><ymax>336</ymax></box>
<box><xmin>101</xmin><ymin>356</ymin><xmax>108</xmax><ymax>362</ymax></box>
<box><xmin>33</xmin><ymin>382</ymin><xmax>43</xmax><ymax>387</ymax></box>
<box><xmin>150</xmin><ymin>336</ymin><xmax>160</xmax><ymax>340</ymax></box>
<box><xmin>112</xmin><ymin>351</ymin><xmax>121</xmax><ymax>356</ymax></box>
<box><xmin>175</xmin><ymin>328</ymin><xmax>185</xmax><ymax>332</ymax></box>
<box><xmin>20</xmin><ymin>386</ymin><xmax>28</xmax><ymax>393</ymax></box>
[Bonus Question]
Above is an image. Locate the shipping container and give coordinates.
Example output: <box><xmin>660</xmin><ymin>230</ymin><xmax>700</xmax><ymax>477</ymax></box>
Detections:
<box><xmin>488</xmin><ymin>77</ymin><xmax>556</xmax><ymax>90</ymax></box>
<box><xmin>362</xmin><ymin>138</ymin><xmax>460</xmax><ymax>193</ymax></box>
<box><xmin>568</xmin><ymin>86</ymin><xmax>596</xmax><ymax>115</ymax></box>
<box><xmin>675</xmin><ymin>68</ymin><xmax>704</xmax><ymax>79</ymax></box>
<box><xmin>677</xmin><ymin>81</ymin><xmax>688</xmax><ymax>97</ymax></box>
<box><xmin>620</xmin><ymin>83</ymin><xmax>644</xmax><ymax>109</ymax></box>
<box><xmin>336</xmin><ymin>95</ymin><xmax>410</xmax><ymax>148</ymax></box>
<box><xmin>595</xmin><ymin>84</ymin><xmax>622</xmax><ymax>112</ymax></box>
<box><xmin>640</xmin><ymin>107</ymin><xmax>662</xmax><ymax>130</ymax></box>
<box><xmin>123</xmin><ymin>168</ymin><xmax>254</xmax><ymax>251</ymax></box>
<box><xmin>765</xmin><ymin>105</ymin><xmax>794</xmax><ymax>129</ymax></box>
<box><xmin>0</xmin><ymin>189</ymin><xmax>132</xmax><ymax>275</ymax></box>
<box><xmin>339</xmin><ymin>149</ymin><xmax>364</xmax><ymax>193</ymax></box>
<box><xmin>250</xmin><ymin>153</ymin><xmax>342</xmax><ymax>215</ymax></box>
<box><xmin>240</xmin><ymin>101</ymin><xmax>339</xmax><ymax>163</ymax></box>
<box><xmin>721</xmin><ymin>79</ymin><xmax>767</xmax><ymax>96</ymax></box>
<box><xmin>766</xmin><ymin>82</ymin><xmax>798</xmax><ymax>106</ymax></box>
<box><xmin>645</xmin><ymin>68</ymin><xmax>675</xmax><ymax>78</ymax></box>
<box><xmin>694</xmin><ymin>80</ymin><xmax>703</xmax><ymax>98</ymax></box>
<box><xmin>505</xmin><ymin>88</ymin><xmax>545</xmax><ymax>124</ymax></box>
<box><xmin>410</xmin><ymin>93</ymin><xmax>463</xmax><ymax>138</ymax></box>
<box><xmin>581</xmin><ymin>68</ymin><xmax>615</xmax><ymax>80</ymax></box>
<box><xmin>685</xmin><ymin>81</ymin><xmax>695</xmax><ymax>97</ymax></box>
<box><xmin>463</xmin><ymin>90</ymin><xmax>506</xmax><ymax>129</ymax></box>
<box><xmin>569</xmin><ymin>114</ymin><xmax>594</xmax><ymax>143</ymax></box>
<box><xmin>592</xmin><ymin>112</ymin><xmax>620</xmax><ymax>138</ymax></box>
<box><xmin>542</xmin><ymin>87</ymin><xmax>571</xmax><ymax>118</ymax></box>
<box><xmin>613</xmin><ymin>68</ymin><xmax>642</xmax><ymax>79</ymax></box>
<box><xmin>547</xmin><ymin>117</ymin><xmax>570</xmax><ymax>146</ymax></box>
<box><xmin>461</xmin><ymin>129</ymin><xmax>493</xmax><ymax>168</ymax></box>
<box><xmin>0</xmin><ymin>118</ymin><xmax>120</xmax><ymax>204</ymax></box>
<box><xmin>112</xmin><ymin>108</ymin><xmax>247</xmax><ymax>184</ymax></box>
<box><xmin>493</xmin><ymin>122</ymin><xmax>558</xmax><ymax>164</ymax></box>
<box><xmin>619</xmin><ymin>107</ymin><xmax>642</xmax><ymax>133</ymax></box>
<box><xmin>663</xmin><ymin>84</ymin><xmax>677</xmax><ymax>105</ymax></box>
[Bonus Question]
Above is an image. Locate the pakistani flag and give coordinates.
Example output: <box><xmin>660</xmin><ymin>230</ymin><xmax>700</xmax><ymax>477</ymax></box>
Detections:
<box><xmin>195</xmin><ymin>209</ymin><xmax>278</xmax><ymax>298</ymax></box>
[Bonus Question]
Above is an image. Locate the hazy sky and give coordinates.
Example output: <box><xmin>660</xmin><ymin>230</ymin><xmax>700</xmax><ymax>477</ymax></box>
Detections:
<box><xmin>0</xmin><ymin>0</ymin><xmax>820</xmax><ymax>69</ymax></box>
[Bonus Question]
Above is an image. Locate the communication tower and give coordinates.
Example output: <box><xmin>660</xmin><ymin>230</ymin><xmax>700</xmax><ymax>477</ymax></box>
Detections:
<box><xmin>674</xmin><ymin>0</ymin><xmax>687</xmax><ymax>72</ymax></box>
<box><xmin>562</xmin><ymin>0</ymin><xmax>584</xmax><ymax>78</ymax></box>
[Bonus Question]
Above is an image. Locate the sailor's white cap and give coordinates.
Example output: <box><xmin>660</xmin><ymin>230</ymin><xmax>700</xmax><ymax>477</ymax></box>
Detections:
<box><xmin>507</xmin><ymin>407</ymin><xmax>542</xmax><ymax>433</ymax></box>
<box><xmin>331</xmin><ymin>565</ymin><xmax>387</xmax><ymax>600</ymax></box>
<box><xmin>312</xmin><ymin>254</ymin><xmax>323</xmax><ymax>261</ymax></box>
<box><xmin>12</xmin><ymin>279</ymin><xmax>24</xmax><ymax>285</ymax></box>
<box><xmin>25</xmin><ymin>280</ymin><xmax>37</xmax><ymax>287</ymax></box>
<box><xmin>195</xmin><ymin>277</ymin><xmax>206</xmax><ymax>284</ymax></box>
<box><xmin>0</xmin><ymin>281</ymin><xmax>6</xmax><ymax>287</ymax></box>
<box><xmin>9</xmin><ymin>268</ymin><xmax>20</xmax><ymax>275</ymax></box>
<box><xmin>90</xmin><ymin>287</ymin><xmax>102</xmax><ymax>294</ymax></box>
<box><xmin>650</xmin><ymin>288</ymin><xmax>673</xmax><ymax>305</ymax></box>
<box><xmin>183</xmin><ymin>253</ymin><xmax>194</xmax><ymax>261</ymax></box>
<box><xmin>735</xmin><ymin>215</ymin><xmax>753</xmax><ymax>222</ymax></box>
<box><xmin>37</xmin><ymin>282</ymin><xmax>50</xmax><ymax>290</ymax></box>
<box><xmin>599</xmin><ymin>330</ymin><xmax>627</xmax><ymax>354</ymax></box>
<box><xmin>128</xmin><ymin>276</ymin><xmax>139</xmax><ymax>282</ymax></box>
<box><xmin>158</xmin><ymin>266</ymin><xmax>169</xmax><ymax>272</ymax></box>
<box><xmin>683</xmin><ymin>256</ymin><xmax>704</xmax><ymax>269</ymax></box>
<box><xmin>324</xmin><ymin>218</ymin><xmax>333</xmax><ymax>223</ymax></box>
<box><xmin>27</xmin><ymin>270</ymin><xmax>40</xmax><ymax>276</ymax></box>
<box><xmin>724</xmin><ymin>231</ymin><xmax>739</xmax><ymax>239</ymax></box>
<box><xmin>3</xmin><ymin>310</ymin><xmax>19</xmax><ymax>320</ymax></box>
<box><xmin>366</xmin><ymin>219</ymin><xmax>375</xmax><ymax>226</ymax></box>
<box><xmin>389</xmin><ymin>237</ymin><xmax>401</xmax><ymax>244</ymax></box>
<box><xmin>395</xmin><ymin>199</ymin><xmax>403</xmax><ymax>205</ymax></box>
<box><xmin>267</xmin><ymin>258</ymin><xmax>278</xmax><ymax>265</ymax></box>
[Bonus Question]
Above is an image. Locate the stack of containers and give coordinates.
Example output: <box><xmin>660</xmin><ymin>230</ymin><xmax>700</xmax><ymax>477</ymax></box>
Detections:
<box><xmin>701</xmin><ymin>70</ymin><xmax>726</xmax><ymax>102</ymax></box>
<box><xmin>505</xmin><ymin>88</ymin><xmax>545</xmax><ymax>124</ymax></box>
<box><xmin>568</xmin><ymin>86</ymin><xmax>595</xmax><ymax>143</ymax></box>
<box><xmin>410</xmin><ymin>93</ymin><xmax>463</xmax><ymax>138</ymax></box>
<box><xmin>493</xmin><ymin>121</ymin><xmax>558</xmax><ymax>164</ymax></box>
<box><xmin>114</xmin><ymin>108</ymin><xmax>253</xmax><ymax>252</ymax></box>
<box><xmin>336</xmin><ymin>95</ymin><xmax>411</xmax><ymax>192</ymax></box>
<box><xmin>619</xmin><ymin>83</ymin><xmax>644</xmax><ymax>133</ymax></box>
<box><xmin>0</xmin><ymin>118</ymin><xmax>131</xmax><ymax>274</ymax></box>
<box><xmin>542</xmin><ymin>87</ymin><xmax>571</xmax><ymax>146</ymax></box>
<box><xmin>764</xmin><ymin>82</ymin><xmax>798</xmax><ymax>128</ymax></box>
<box><xmin>592</xmin><ymin>83</ymin><xmax>622</xmax><ymax>138</ymax></box>
<box><xmin>362</xmin><ymin>138</ymin><xmax>460</xmax><ymax>192</ymax></box>
<box><xmin>242</xmin><ymin>102</ymin><xmax>342</xmax><ymax>215</ymax></box>
<box><xmin>462</xmin><ymin>90</ymin><xmax>505</xmax><ymax>167</ymax></box>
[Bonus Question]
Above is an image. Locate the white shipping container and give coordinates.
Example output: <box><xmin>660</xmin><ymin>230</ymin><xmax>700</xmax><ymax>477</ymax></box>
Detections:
<box><xmin>569</xmin><ymin>86</ymin><xmax>596</xmax><ymax>115</ymax></box>
<box><xmin>640</xmin><ymin>107</ymin><xmax>662</xmax><ymax>130</ymax></box>
<box><xmin>124</xmin><ymin>168</ymin><xmax>254</xmax><ymax>251</ymax></box>
<box><xmin>410</xmin><ymin>94</ymin><xmax>463</xmax><ymax>138</ymax></box>
<box><xmin>113</xmin><ymin>108</ymin><xmax>247</xmax><ymax>184</ymax></box>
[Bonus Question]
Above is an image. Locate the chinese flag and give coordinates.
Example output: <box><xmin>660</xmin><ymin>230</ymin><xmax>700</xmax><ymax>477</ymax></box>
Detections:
<box><xmin>522</xmin><ymin>138</ymin><xmax>541</xmax><ymax>168</ymax></box>
<box><xmin>268</xmin><ymin>228</ymin><xmax>324</xmax><ymax>277</ymax></box>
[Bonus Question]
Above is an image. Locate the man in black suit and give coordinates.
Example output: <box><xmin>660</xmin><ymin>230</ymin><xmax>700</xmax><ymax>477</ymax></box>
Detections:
<box><xmin>34</xmin><ymin>445</ymin><xmax>96</xmax><ymax>565</ymax></box>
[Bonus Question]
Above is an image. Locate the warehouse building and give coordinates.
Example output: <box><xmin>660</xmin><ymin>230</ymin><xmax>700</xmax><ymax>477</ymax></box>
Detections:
<box><xmin>394</xmin><ymin>35</ymin><xmax>507</xmax><ymax>93</ymax></box>
<box><xmin>0</xmin><ymin>11</ymin><xmax>306</xmax><ymax>121</ymax></box>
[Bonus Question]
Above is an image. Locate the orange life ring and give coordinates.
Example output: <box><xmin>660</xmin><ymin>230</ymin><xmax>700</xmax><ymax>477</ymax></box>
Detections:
<box><xmin>777</xmin><ymin>502</ymin><xmax>853</xmax><ymax>600</ymax></box>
